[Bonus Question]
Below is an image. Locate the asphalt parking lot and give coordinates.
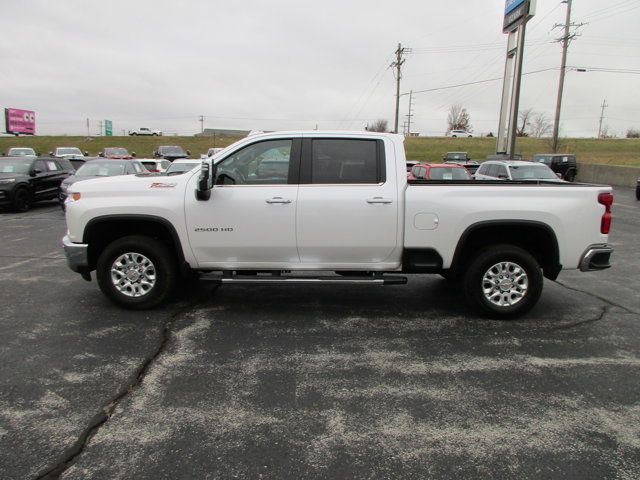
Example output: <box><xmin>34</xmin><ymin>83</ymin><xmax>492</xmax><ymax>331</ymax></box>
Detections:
<box><xmin>1</xmin><ymin>187</ymin><xmax>639</xmax><ymax>480</ymax></box>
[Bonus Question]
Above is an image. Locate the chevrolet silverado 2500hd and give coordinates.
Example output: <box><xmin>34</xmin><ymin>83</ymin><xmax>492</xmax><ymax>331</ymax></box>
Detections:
<box><xmin>62</xmin><ymin>131</ymin><xmax>613</xmax><ymax>318</ymax></box>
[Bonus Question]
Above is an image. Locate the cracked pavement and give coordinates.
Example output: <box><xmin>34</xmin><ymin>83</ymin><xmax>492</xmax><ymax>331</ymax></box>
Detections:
<box><xmin>1</xmin><ymin>187</ymin><xmax>639</xmax><ymax>479</ymax></box>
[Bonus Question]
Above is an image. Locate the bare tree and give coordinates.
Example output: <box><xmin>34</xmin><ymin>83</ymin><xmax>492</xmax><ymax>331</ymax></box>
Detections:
<box><xmin>625</xmin><ymin>128</ymin><xmax>640</xmax><ymax>138</ymax></box>
<box><xmin>446</xmin><ymin>104</ymin><xmax>472</xmax><ymax>133</ymax></box>
<box><xmin>367</xmin><ymin>119</ymin><xmax>388</xmax><ymax>132</ymax></box>
<box><xmin>517</xmin><ymin>108</ymin><xmax>534</xmax><ymax>137</ymax></box>
<box><xmin>600</xmin><ymin>124</ymin><xmax>614</xmax><ymax>139</ymax></box>
<box><xmin>531</xmin><ymin>112</ymin><xmax>552</xmax><ymax>138</ymax></box>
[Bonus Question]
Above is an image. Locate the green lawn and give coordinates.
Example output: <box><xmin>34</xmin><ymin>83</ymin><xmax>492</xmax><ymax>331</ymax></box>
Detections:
<box><xmin>1</xmin><ymin>135</ymin><xmax>638</xmax><ymax>166</ymax></box>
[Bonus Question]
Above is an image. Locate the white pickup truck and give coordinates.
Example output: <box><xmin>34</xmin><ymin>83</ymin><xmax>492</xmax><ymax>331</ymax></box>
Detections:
<box><xmin>62</xmin><ymin>131</ymin><xmax>613</xmax><ymax>318</ymax></box>
<box><xmin>128</xmin><ymin>127</ymin><xmax>162</xmax><ymax>136</ymax></box>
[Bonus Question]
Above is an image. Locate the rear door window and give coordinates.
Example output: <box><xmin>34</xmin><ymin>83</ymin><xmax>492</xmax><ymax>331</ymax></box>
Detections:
<box><xmin>310</xmin><ymin>139</ymin><xmax>381</xmax><ymax>184</ymax></box>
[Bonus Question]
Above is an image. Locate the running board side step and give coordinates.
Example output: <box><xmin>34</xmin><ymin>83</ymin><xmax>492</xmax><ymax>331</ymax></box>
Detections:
<box><xmin>199</xmin><ymin>274</ymin><xmax>408</xmax><ymax>286</ymax></box>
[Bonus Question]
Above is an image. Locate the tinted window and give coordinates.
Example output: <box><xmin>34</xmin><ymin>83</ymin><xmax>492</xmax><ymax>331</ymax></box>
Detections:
<box><xmin>216</xmin><ymin>139</ymin><xmax>292</xmax><ymax>185</ymax></box>
<box><xmin>428</xmin><ymin>167</ymin><xmax>471</xmax><ymax>180</ymax></box>
<box><xmin>69</xmin><ymin>159</ymin><xmax>85</xmax><ymax>170</ymax></box>
<box><xmin>34</xmin><ymin>160</ymin><xmax>48</xmax><ymax>173</ymax></box>
<box><xmin>311</xmin><ymin>139</ymin><xmax>379</xmax><ymax>184</ymax></box>
<box><xmin>496</xmin><ymin>165</ymin><xmax>509</xmax><ymax>178</ymax></box>
<box><xmin>485</xmin><ymin>164</ymin><xmax>498</xmax><ymax>177</ymax></box>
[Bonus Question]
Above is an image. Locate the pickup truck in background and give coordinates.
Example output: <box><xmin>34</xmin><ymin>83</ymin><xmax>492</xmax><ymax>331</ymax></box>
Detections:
<box><xmin>62</xmin><ymin>131</ymin><xmax>613</xmax><ymax>319</ymax></box>
<box><xmin>128</xmin><ymin>127</ymin><xmax>162</xmax><ymax>136</ymax></box>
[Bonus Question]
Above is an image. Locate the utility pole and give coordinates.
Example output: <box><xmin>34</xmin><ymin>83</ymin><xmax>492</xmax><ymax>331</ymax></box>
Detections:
<box><xmin>551</xmin><ymin>0</ymin><xmax>585</xmax><ymax>152</ymax></box>
<box><xmin>597</xmin><ymin>100</ymin><xmax>608</xmax><ymax>138</ymax></box>
<box><xmin>391</xmin><ymin>43</ymin><xmax>411</xmax><ymax>134</ymax></box>
<box><xmin>405</xmin><ymin>90</ymin><xmax>414</xmax><ymax>136</ymax></box>
<box><xmin>97</xmin><ymin>120</ymin><xmax>103</xmax><ymax>137</ymax></box>
<box><xmin>199</xmin><ymin>115</ymin><xmax>205</xmax><ymax>134</ymax></box>
<box><xmin>86</xmin><ymin>118</ymin><xmax>90</xmax><ymax>138</ymax></box>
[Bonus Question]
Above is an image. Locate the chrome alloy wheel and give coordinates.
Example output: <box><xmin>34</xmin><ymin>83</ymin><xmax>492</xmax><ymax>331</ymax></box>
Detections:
<box><xmin>482</xmin><ymin>261</ymin><xmax>529</xmax><ymax>307</ymax></box>
<box><xmin>110</xmin><ymin>252</ymin><xmax>156</xmax><ymax>297</ymax></box>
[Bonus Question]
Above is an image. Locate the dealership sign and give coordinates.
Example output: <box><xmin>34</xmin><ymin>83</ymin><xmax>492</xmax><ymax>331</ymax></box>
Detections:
<box><xmin>504</xmin><ymin>0</ymin><xmax>536</xmax><ymax>32</ymax></box>
<box><xmin>5</xmin><ymin>108</ymin><xmax>36</xmax><ymax>135</ymax></box>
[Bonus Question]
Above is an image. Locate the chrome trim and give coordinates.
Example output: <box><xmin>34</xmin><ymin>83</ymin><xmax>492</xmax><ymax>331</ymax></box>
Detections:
<box><xmin>579</xmin><ymin>244</ymin><xmax>613</xmax><ymax>272</ymax></box>
<box><xmin>62</xmin><ymin>235</ymin><xmax>89</xmax><ymax>273</ymax></box>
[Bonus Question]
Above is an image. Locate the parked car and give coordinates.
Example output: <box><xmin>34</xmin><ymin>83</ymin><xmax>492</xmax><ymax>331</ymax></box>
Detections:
<box><xmin>140</xmin><ymin>159</ymin><xmax>171</xmax><ymax>173</ymax></box>
<box><xmin>128</xmin><ymin>127</ymin><xmax>162</xmax><ymax>136</ymax></box>
<box><xmin>0</xmin><ymin>156</ymin><xmax>73</xmax><ymax>211</ymax></box>
<box><xmin>153</xmin><ymin>145</ymin><xmax>190</xmax><ymax>161</ymax></box>
<box><xmin>59</xmin><ymin>159</ymin><xmax>146</xmax><ymax>208</ymax></box>
<box><xmin>63</xmin><ymin>131</ymin><xmax>613</xmax><ymax>319</ymax></box>
<box><xmin>475</xmin><ymin>161</ymin><xmax>563</xmax><ymax>182</ymax></box>
<box><xmin>408</xmin><ymin>163</ymin><xmax>473</xmax><ymax>181</ymax></box>
<box><xmin>165</xmin><ymin>159</ymin><xmax>202</xmax><ymax>176</ymax></box>
<box><xmin>98</xmin><ymin>147</ymin><xmax>135</xmax><ymax>159</ymax></box>
<box><xmin>443</xmin><ymin>152</ymin><xmax>480</xmax><ymax>174</ymax></box>
<box><xmin>446</xmin><ymin>130</ymin><xmax>473</xmax><ymax>138</ymax></box>
<box><xmin>50</xmin><ymin>147</ymin><xmax>91</xmax><ymax>170</ymax></box>
<box><xmin>405</xmin><ymin>160</ymin><xmax>420</xmax><ymax>175</ymax></box>
<box><xmin>533</xmin><ymin>154</ymin><xmax>578</xmax><ymax>182</ymax></box>
<box><xmin>4</xmin><ymin>147</ymin><xmax>38</xmax><ymax>157</ymax></box>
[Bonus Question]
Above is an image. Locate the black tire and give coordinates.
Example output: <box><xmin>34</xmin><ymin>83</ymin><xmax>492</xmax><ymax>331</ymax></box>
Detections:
<box><xmin>131</xmin><ymin>133</ymin><xmax>137</xmax><ymax>136</ymax></box>
<box><xmin>636</xmin><ymin>187</ymin><xmax>640</xmax><ymax>201</ymax></box>
<box><xmin>565</xmin><ymin>171</ymin><xmax>576</xmax><ymax>182</ymax></box>
<box><xmin>96</xmin><ymin>235</ymin><xmax>177</xmax><ymax>310</ymax></box>
<box><xmin>462</xmin><ymin>244</ymin><xmax>543</xmax><ymax>319</ymax></box>
<box><xmin>11</xmin><ymin>187</ymin><xmax>32</xmax><ymax>212</ymax></box>
<box><xmin>451</xmin><ymin>135</ymin><xmax>457</xmax><ymax>138</ymax></box>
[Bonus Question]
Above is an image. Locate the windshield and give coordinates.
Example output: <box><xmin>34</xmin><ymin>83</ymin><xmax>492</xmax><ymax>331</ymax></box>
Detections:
<box><xmin>57</xmin><ymin>148</ymin><xmax>82</xmax><ymax>156</ymax></box>
<box><xmin>104</xmin><ymin>148</ymin><xmax>129</xmax><ymax>156</ymax></box>
<box><xmin>8</xmin><ymin>148</ymin><xmax>36</xmax><ymax>156</ymax></box>
<box><xmin>76</xmin><ymin>162</ymin><xmax>126</xmax><ymax>177</ymax></box>
<box><xmin>160</xmin><ymin>146</ymin><xmax>185</xmax><ymax>155</ymax></box>
<box><xmin>446</xmin><ymin>153</ymin><xmax>467</xmax><ymax>160</ymax></box>
<box><xmin>0</xmin><ymin>158</ymin><xmax>32</xmax><ymax>174</ymax></box>
<box><xmin>510</xmin><ymin>164</ymin><xmax>558</xmax><ymax>180</ymax></box>
<box><xmin>428</xmin><ymin>167</ymin><xmax>471</xmax><ymax>180</ymax></box>
<box><xmin>166</xmin><ymin>162</ymin><xmax>199</xmax><ymax>175</ymax></box>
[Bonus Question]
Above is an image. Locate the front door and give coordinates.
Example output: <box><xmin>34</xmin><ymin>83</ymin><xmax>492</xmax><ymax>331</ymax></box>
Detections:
<box><xmin>185</xmin><ymin>137</ymin><xmax>301</xmax><ymax>269</ymax></box>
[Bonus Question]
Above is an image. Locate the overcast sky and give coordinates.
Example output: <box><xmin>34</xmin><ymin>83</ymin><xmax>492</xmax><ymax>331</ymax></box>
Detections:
<box><xmin>1</xmin><ymin>0</ymin><xmax>639</xmax><ymax>137</ymax></box>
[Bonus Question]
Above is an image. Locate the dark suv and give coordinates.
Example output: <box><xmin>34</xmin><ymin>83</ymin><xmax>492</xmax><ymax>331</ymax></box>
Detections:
<box><xmin>0</xmin><ymin>156</ymin><xmax>74</xmax><ymax>211</ymax></box>
<box><xmin>533</xmin><ymin>154</ymin><xmax>578</xmax><ymax>182</ymax></box>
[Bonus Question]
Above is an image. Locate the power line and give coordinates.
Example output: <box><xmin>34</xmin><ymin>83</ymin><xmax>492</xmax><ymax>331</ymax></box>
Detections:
<box><xmin>391</xmin><ymin>43</ymin><xmax>411</xmax><ymax>133</ymax></box>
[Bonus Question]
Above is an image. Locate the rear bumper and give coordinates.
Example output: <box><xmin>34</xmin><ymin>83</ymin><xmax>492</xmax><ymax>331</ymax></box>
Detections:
<box><xmin>62</xmin><ymin>235</ymin><xmax>89</xmax><ymax>273</ymax></box>
<box><xmin>579</xmin><ymin>244</ymin><xmax>613</xmax><ymax>272</ymax></box>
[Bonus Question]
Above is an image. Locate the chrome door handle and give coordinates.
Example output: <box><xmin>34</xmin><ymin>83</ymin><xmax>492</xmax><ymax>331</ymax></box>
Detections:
<box><xmin>366</xmin><ymin>197</ymin><xmax>393</xmax><ymax>204</ymax></box>
<box><xmin>266</xmin><ymin>197</ymin><xmax>292</xmax><ymax>204</ymax></box>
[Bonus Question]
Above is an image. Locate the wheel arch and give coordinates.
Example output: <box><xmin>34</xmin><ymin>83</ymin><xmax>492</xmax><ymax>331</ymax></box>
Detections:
<box><xmin>449</xmin><ymin>220</ymin><xmax>561</xmax><ymax>280</ymax></box>
<box><xmin>83</xmin><ymin>215</ymin><xmax>186</xmax><ymax>272</ymax></box>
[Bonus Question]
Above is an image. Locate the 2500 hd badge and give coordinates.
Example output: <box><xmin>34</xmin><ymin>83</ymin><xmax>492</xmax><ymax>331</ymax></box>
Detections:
<box><xmin>194</xmin><ymin>227</ymin><xmax>234</xmax><ymax>232</ymax></box>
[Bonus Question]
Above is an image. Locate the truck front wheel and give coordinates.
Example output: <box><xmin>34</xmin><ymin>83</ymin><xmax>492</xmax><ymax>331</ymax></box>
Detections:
<box><xmin>462</xmin><ymin>244</ymin><xmax>542</xmax><ymax>319</ymax></box>
<box><xmin>96</xmin><ymin>235</ymin><xmax>177</xmax><ymax>310</ymax></box>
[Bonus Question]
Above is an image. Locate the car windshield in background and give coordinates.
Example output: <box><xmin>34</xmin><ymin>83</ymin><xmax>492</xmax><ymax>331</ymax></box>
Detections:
<box><xmin>535</xmin><ymin>156</ymin><xmax>553</xmax><ymax>165</ymax></box>
<box><xmin>105</xmin><ymin>148</ymin><xmax>129</xmax><ymax>156</ymax></box>
<box><xmin>446</xmin><ymin>153</ymin><xmax>466</xmax><ymax>160</ymax></box>
<box><xmin>76</xmin><ymin>162</ymin><xmax>126</xmax><ymax>177</ymax></box>
<box><xmin>160</xmin><ymin>147</ymin><xmax>185</xmax><ymax>155</ymax></box>
<box><xmin>510</xmin><ymin>165</ymin><xmax>558</xmax><ymax>180</ymax></box>
<box><xmin>166</xmin><ymin>163</ymin><xmax>199</xmax><ymax>175</ymax></box>
<box><xmin>0</xmin><ymin>158</ymin><xmax>32</xmax><ymax>174</ymax></box>
<box><xmin>8</xmin><ymin>148</ymin><xmax>36</xmax><ymax>156</ymax></box>
<box><xmin>429</xmin><ymin>167</ymin><xmax>471</xmax><ymax>180</ymax></box>
<box><xmin>58</xmin><ymin>148</ymin><xmax>82</xmax><ymax>155</ymax></box>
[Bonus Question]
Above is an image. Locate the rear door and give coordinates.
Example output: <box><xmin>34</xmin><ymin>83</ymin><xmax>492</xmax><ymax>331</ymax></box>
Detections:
<box><xmin>296</xmin><ymin>136</ymin><xmax>399</xmax><ymax>266</ymax></box>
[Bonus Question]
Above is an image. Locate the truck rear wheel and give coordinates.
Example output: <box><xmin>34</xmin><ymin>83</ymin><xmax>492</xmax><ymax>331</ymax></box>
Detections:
<box><xmin>96</xmin><ymin>235</ymin><xmax>177</xmax><ymax>310</ymax></box>
<box><xmin>462</xmin><ymin>244</ymin><xmax>542</xmax><ymax>319</ymax></box>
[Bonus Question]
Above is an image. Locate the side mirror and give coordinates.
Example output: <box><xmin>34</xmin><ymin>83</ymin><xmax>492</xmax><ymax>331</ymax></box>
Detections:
<box><xmin>36</xmin><ymin>152</ymin><xmax>41</xmax><ymax>156</ymax></box>
<box><xmin>84</xmin><ymin>151</ymin><xmax>89</xmax><ymax>156</ymax></box>
<box><xmin>186</xmin><ymin>150</ymin><xmax>191</xmax><ymax>156</ymax></box>
<box><xmin>98</xmin><ymin>152</ymin><xmax>104</xmax><ymax>157</ymax></box>
<box><xmin>196</xmin><ymin>161</ymin><xmax>215</xmax><ymax>201</ymax></box>
<box><xmin>49</xmin><ymin>151</ymin><xmax>54</xmax><ymax>156</ymax></box>
<box><xmin>132</xmin><ymin>152</ymin><xmax>137</xmax><ymax>157</ymax></box>
<box><xmin>31</xmin><ymin>169</ymin><xmax>42</xmax><ymax>176</ymax></box>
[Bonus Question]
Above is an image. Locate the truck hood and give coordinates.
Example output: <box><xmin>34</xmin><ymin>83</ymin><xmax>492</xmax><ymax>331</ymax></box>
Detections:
<box><xmin>67</xmin><ymin>171</ymin><xmax>193</xmax><ymax>194</ymax></box>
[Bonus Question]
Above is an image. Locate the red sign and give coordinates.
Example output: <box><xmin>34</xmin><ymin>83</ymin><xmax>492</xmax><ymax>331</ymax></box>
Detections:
<box><xmin>5</xmin><ymin>108</ymin><xmax>36</xmax><ymax>135</ymax></box>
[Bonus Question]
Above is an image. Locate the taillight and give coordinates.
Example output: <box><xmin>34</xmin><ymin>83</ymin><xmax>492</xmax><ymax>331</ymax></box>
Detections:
<box><xmin>598</xmin><ymin>192</ymin><xmax>613</xmax><ymax>234</ymax></box>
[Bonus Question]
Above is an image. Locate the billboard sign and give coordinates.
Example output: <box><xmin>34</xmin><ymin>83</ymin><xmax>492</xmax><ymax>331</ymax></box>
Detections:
<box><xmin>5</xmin><ymin>108</ymin><xmax>36</xmax><ymax>135</ymax></box>
<box><xmin>105</xmin><ymin>119</ymin><xmax>113</xmax><ymax>136</ymax></box>
<box><xmin>504</xmin><ymin>0</ymin><xmax>535</xmax><ymax>32</ymax></box>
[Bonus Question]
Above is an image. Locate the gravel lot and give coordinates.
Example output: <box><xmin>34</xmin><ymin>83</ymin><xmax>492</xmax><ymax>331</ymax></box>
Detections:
<box><xmin>1</xmin><ymin>187</ymin><xmax>639</xmax><ymax>480</ymax></box>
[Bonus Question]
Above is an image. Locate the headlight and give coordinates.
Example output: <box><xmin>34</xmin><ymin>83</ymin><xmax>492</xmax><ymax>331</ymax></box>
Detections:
<box><xmin>0</xmin><ymin>178</ymin><xmax>16</xmax><ymax>184</ymax></box>
<box><xmin>65</xmin><ymin>192</ymin><xmax>81</xmax><ymax>203</ymax></box>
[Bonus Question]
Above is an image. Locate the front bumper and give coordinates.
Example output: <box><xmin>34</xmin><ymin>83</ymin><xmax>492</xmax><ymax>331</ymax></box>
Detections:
<box><xmin>579</xmin><ymin>244</ymin><xmax>613</xmax><ymax>272</ymax></box>
<box><xmin>62</xmin><ymin>235</ymin><xmax>89</xmax><ymax>274</ymax></box>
